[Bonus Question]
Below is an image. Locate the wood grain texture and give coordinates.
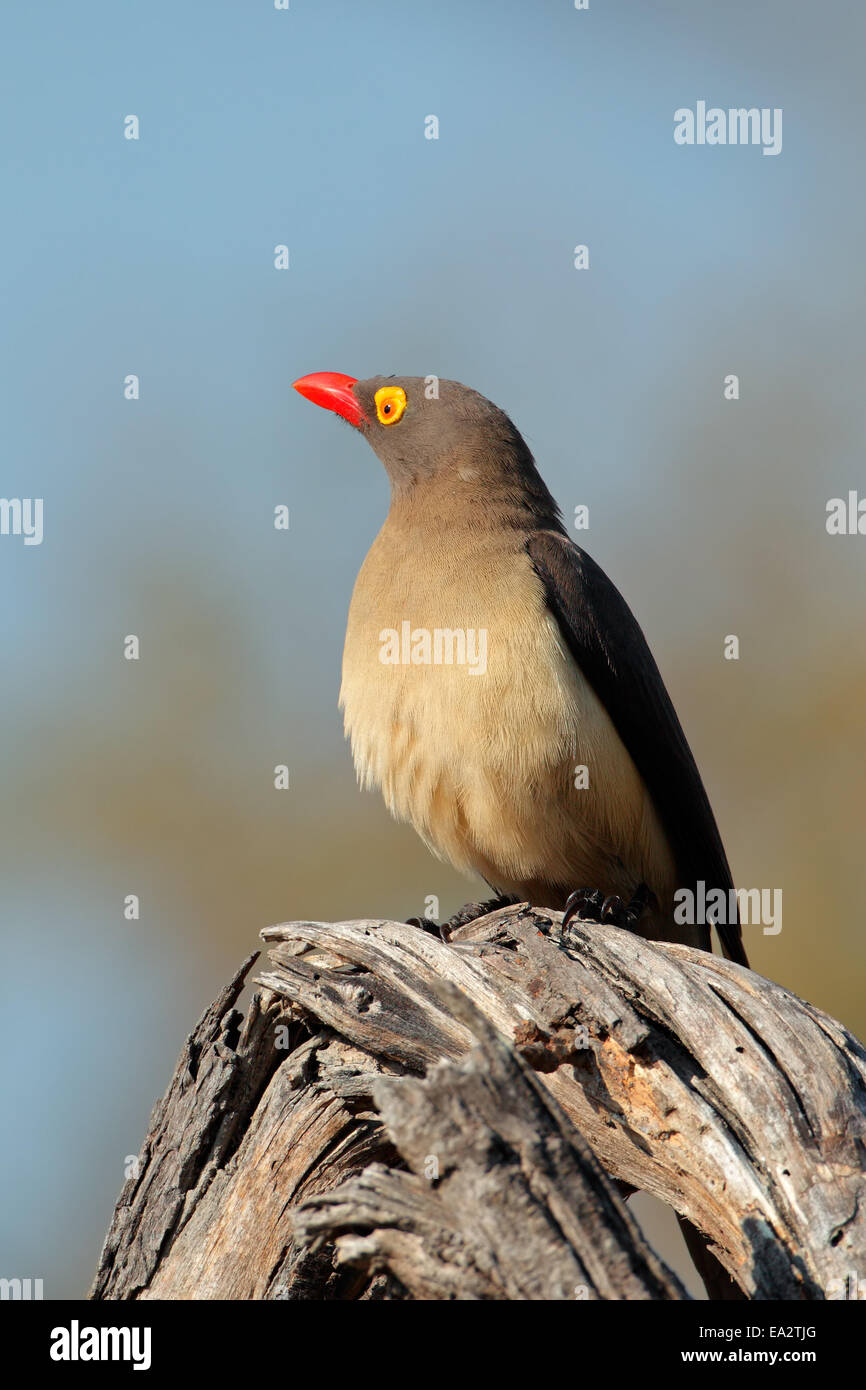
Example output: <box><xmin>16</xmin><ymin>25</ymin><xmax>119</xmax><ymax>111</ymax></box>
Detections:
<box><xmin>294</xmin><ymin>983</ymin><xmax>686</xmax><ymax>1300</ymax></box>
<box><xmin>91</xmin><ymin>907</ymin><xmax>866</xmax><ymax>1300</ymax></box>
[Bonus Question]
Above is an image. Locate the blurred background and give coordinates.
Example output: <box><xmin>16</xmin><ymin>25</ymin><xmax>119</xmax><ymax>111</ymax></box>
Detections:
<box><xmin>1</xmin><ymin>0</ymin><xmax>864</xmax><ymax>1299</ymax></box>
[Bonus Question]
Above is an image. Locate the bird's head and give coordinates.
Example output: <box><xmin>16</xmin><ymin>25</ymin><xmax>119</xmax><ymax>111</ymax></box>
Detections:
<box><xmin>293</xmin><ymin>371</ymin><xmax>554</xmax><ymax>510</ymax></box>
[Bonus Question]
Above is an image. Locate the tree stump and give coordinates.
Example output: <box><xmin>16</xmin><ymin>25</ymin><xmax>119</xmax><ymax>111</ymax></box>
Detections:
<box><xmin>90</xmin><ymin>905</ymin><xmax>866</xmax><ymax>1301</ymax></box>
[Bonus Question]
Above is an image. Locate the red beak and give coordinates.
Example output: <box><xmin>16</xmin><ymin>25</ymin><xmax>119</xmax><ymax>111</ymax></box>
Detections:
<box><xmin>293</xmin><ymin>372</ymin><xmax>365</xmax><ymax>428</ymax></box>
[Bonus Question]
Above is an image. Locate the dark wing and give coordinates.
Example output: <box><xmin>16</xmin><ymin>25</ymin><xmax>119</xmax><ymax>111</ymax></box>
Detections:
<box><xmin>527</xmin><ymin>529</ymin><xmax>747</xmax><ymax>966</ymax></box>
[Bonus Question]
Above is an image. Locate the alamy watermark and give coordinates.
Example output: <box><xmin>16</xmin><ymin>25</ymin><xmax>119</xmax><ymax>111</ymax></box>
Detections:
<box><xmin>0</xmin><ymin>1276</ymin><xmax>43</xmax><ymax>1299</ymax></box>
<box><xmin>0</xmin><ymin>497</ymin><xmax>42</xmax><ymax>545</ymax></box>
<box><xmin>378</xmin><ymin>621</ymin><xmax>488</xmax><ymax>676</ymax></box>
<box><xmin>50</xmin><ymin>1321</ymin><xmax>151</xmax><ymax>1371</ymax></box>
<box><xmin>674</xmin><ymin>103</ymin><xmax>782</xmax><ymax>157</ymax></box>
<box><xmin>674</xmin><ymin>881</ymin><xmax>782</xmax><ymax>936</ymax></box>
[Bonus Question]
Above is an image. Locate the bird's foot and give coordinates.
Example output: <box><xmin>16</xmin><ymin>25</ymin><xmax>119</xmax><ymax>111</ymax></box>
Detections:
<box><xmin>406</xmin><ymin>893</ymin><xmax>519</xmax><ymax>943</ymax></box>
<box><xmin>444</xmin><ymin>894</ymin><xmax>520</xmax><ymax>932</ymax></box>
<box><xmin>405</xmin><ymin>914</ymin><xmax>449</xmax><ymax>942</ymax></box>
<box><xmin>562</xmin><ymin>882</ymin><xmax>654</xmax><ymax>933</ymax></box>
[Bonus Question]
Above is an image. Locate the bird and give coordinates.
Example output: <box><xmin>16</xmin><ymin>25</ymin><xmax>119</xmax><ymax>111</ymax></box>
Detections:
<box><xmin>293</xmin><ymin>371</ymin><xmax>747</xmax><ymax>967</ymax></box>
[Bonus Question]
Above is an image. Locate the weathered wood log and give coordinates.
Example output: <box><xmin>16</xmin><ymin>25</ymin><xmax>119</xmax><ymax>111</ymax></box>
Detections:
<box><xmin>294</xmin><ymin>983</ymin><xmax>687</xmax><ymax>1300</ymax></box>
<box><xmin>90</xmin><ymin>905</ymin><xmax>866</xmax><ymax>1300</ymax></box>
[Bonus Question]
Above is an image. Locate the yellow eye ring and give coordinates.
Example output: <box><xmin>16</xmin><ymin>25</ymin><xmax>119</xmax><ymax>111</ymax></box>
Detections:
<box><xmin>374</xmin><ymin>385</ymin><xmax>407</xmax><ymax>426</ymax></box>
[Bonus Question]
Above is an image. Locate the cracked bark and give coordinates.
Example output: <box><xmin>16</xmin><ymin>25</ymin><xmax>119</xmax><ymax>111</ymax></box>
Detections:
<box><xmin>90</xmin><ymin>906</ymin><xmax>866</xmax><ymax>1300</ymax></box>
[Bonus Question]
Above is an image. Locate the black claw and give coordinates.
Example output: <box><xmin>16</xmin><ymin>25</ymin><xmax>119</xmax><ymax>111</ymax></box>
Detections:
<box><xmin>405</xmin><ymin>914</ymin><xmax>449</xmax><ymax>942</ymax></box>
<box><xmin>563</xmin><ymin>888</ymin><xmax>602</xmax><ymax>930</ymax></box>
<box><xmin>563</xmin><ymin>881</ymin><xmax>656</xmax><ymax>933</ymax></box>
<box><xmin>443</xmin><ymin>894</ymin><xmax>519</xmax><ymax>933</ymax></box>
<box><xmin>561</xmin><ymin>890</ymin><xmax>584</xmax><ymax>931</ymax></box>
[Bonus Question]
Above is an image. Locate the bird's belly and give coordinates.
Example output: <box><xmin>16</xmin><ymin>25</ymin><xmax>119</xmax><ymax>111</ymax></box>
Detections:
<box><xmin>340</xmin><ymin>552</ymin><xmax>675</xmax><ymax>910</ymax></box>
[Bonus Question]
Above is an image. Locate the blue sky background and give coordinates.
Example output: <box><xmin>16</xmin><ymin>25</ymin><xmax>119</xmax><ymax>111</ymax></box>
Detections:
<box><xmin>1</xmin><ymin>0</ymin><xmax>864</xmax><ymax>1297</ymax></box>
